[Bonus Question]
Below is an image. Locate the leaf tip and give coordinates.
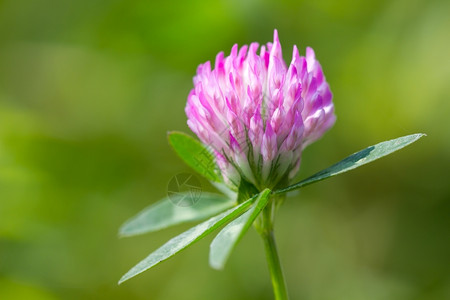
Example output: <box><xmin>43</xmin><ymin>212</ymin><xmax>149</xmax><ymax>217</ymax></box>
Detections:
<box><xmin>407</xmin><ymin>133</ymin><xmax>426</xmax><ymax>144</ymax></box>
<box><xmin>118</xmin><ymin>267</ymin><xmax>142</xmax><ymax>285</ymax></box>
<box><xmin>167</xmin><ymin>131</ymin><xmax>176</xmax><ymax>143</ymax></box>
<box><xmin>209</xmin><ymin>252</ymin><xmax>226</xmax><ymax>270</ymax></box>
<box><xmin>118</xmin><ymin>274</ymin><xmax>128</xmax><ymax>285</ymax></box>
<box><xmin>117</xmin><ymin>231</ymin><xmax>128</xmax><ymax>239</ymax></box>
<box><xmin>118</xmin><ymin>223</ymin><xmax>133</xmax><ymax>238</ymax></box>
<box><xmin>167</xmin><ymin>130</ymin><xmax>176</xmax><ymax>138</ymax></box>
<box><xmin>209</xmin><ymin>261</ymin><xmax>225</xmax><ymax>271</ymax></box>
<box><xmin>167</xmin><ymin>130</ymin><xmax>187</xmax><ymax>144</ymax></box>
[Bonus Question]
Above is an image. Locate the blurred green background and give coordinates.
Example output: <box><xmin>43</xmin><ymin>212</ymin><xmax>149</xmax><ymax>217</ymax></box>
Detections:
<box><xmin>0</xmin><ymin>0</ymin><xmax>449</xmax><ymax>299</ymax></box>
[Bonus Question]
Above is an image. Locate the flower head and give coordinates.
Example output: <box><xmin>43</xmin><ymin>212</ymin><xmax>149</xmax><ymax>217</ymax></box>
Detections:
<box><xmin>186</xmin><ymin>30</ymin><xmax>335</xmax><ymax>190</ymax></box>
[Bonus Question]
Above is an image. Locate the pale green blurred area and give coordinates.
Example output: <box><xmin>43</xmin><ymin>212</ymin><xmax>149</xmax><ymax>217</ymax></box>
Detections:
<box><xmin>0</xmin><ymin>0</ymin><xmax>449</xmax><ymax>299</ymax></box>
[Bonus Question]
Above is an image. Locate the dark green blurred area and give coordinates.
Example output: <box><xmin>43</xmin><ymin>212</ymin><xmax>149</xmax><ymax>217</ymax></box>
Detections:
<box><xmin>0</xmin><ymin>0</ymin><xmax>449</xmax><ymax>299</ymax></box>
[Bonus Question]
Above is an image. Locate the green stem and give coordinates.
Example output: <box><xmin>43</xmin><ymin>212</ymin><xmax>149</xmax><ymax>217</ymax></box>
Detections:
<box><xmin>257</xmin><ymin>200</ymin><xmax>289</xmax><ymax>300</ymax></box>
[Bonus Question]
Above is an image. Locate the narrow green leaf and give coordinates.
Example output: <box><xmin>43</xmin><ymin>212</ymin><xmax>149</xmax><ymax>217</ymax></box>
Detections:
<box><xmin>168</xmin><ymin>131</ymin><xmax>221</xmax><ymax>182</ymax></box>
<box><xmin>274</xmin><ymin>133</ymin><xmax>425</xmax><ymax>195</ymax></box>
<box><xmin>119</xmin><ymin>193</ymin><xmax>235</xmax><ymax>237</ymax></box>
<box><xmin>209</xmin><ymin>189</ymin><xmax>271</xmax><ymax>270</ymax></box>
<box><xmin>118</xmin><ymin>195</ymin><xmax>259</xmax><ymax>284</ymax></box>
